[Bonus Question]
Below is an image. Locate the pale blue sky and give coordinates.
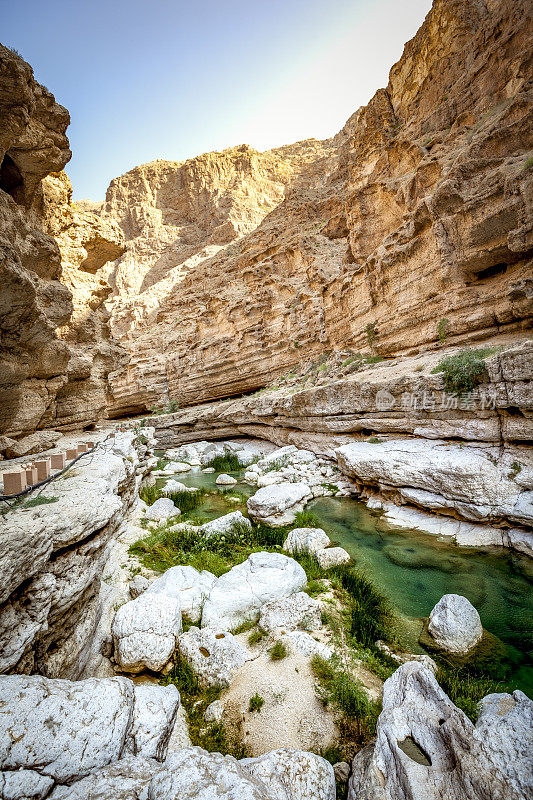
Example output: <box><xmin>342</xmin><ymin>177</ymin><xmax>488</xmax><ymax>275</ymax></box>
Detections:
<box><xmin>2</xmin><ymin>0</ymin><xmax>432</xmax><ymax>199</ymax></box>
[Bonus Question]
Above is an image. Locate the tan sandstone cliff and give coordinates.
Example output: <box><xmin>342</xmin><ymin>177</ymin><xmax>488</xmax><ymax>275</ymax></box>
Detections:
<box><xmin>98</xmin><ymin>0</ymin><xmax>532</xmax><ymax>417</ymax></box>
<box><xmin>0</xmin><ymin>45</ymin><xmax>125</xmax><ymax>439</ymax></box>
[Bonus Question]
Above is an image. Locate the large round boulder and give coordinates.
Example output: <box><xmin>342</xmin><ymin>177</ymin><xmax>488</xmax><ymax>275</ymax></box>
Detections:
<box><xmin>427</xmin><ymin>594</ymin><xmax>482</xmax><ymax>654</ymax></box>
<box><xmin>247</xmin><ymin>482</ymin><xmax>312</xmax><ymax>527</ymax></box>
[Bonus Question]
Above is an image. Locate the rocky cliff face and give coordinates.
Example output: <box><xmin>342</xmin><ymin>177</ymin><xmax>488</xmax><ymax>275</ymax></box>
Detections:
<box><xmin>100</xmin><ymin>0</ymin><xmax>533</xmax><ymax>417</ymax></box>
<box><xmin>0</xmin><ymin>45</ymin><xmax>126</xmax><ymax>437</ymax></box>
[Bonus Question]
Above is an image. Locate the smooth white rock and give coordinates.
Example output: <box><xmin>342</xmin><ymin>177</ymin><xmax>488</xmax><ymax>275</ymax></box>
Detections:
<box><xmin>283</xmin><ymin>527</ymin><xmax>331</xmax><ymax>555</ymax></box>
<box><xmin>316</xmin><ymin>547</ymin><xmax>351</xmax><ymax>569</ymax></box>
<box><xmin>428</xmin><ymin>594</ymin><xmax>482</xmax><ymax>654</ymax></box>
<box><xmin>216</xmin><ymin>473</ymin><xmax>238</xmax><ymax>486</ymax></box>
<box><xmin>382</xmin><ymin>502</ymin><xmax>505</xmax><ymax>547</ymax></box>
<box><xmin>166</xmin><ymin>461</ymin><xmax>192</xmax><ymax>473</ymax></box>
<box><xmin>144</xmin><ymin>497</ymin><xmax>180</xmax><ymax>522</ymax></box>
<box><xmin>178</xmin><ymin>627</ymin><xmax>249</xmax><ymax>687</ymax></box>
<box><xmin>280</xmin><ymin>631</ymin><xmax>333</xmax><ymax>660</ymax></box>
<box><xmin>0</xmin><ymin>769</ymin><xmax>54</xmax><ymax>800</ymax></box>
<box><xmin>47</xmin><ymin>755</ymin><xmax>160</xmax><ymax>800</ymax></box>
<box><xmin>162</xmin><ymin>479</ymin><xmax>197</xmax><ymax>494</ymax></box>
<box><xmin>202</xmin><ymin>552</ymin><xmax>307</xmax><ymax>630</ymax></box>
<box><xmin>199</xmin><ymin>510</ymin><xmax>252</xmax><ymax>540</ymax></box>
<box><xmin>146</xmin><ymin>565</ymin><xmax>216</xmax><ymax>623</ymax></box>
<box><xmin>258</xmin><ymin>592</ymin><xmax>322</xmax><ymax>633</ymax></box>
<box><xmin>247</xmin><ymin>482</ymin><xmax>313</xmax><ymax>527</ymax></box>
<box><xmin>112</xmin><ymin>593</ymin><xmax>182</xmax><ymax>672</ymax></box>
<box><xmin>205</xmin><ymin>699</ymin><xmax>225</xmax><ymax>724</ymax></box>
<box><xmin>257</xmin><ymin>472</ymin><xmax>284</xmax><ymax>488</ymax></box>
<box><xmin>202</xmin><ymin>467</ymin><xmax>215</xmax><ymax>473</ymax></box>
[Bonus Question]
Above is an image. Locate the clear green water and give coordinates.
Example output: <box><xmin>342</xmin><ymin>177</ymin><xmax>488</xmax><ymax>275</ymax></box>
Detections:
<box><xmin>164</xmin><ymin>466</ymin><xmax>533</xmax><ymax>695</ymax></box>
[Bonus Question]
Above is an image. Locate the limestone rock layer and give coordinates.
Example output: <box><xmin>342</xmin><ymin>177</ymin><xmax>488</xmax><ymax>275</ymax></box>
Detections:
<box><xmin>98</xmin><ymin>0</ymin><xmax>533</xmax><ymax>416</ymax></box>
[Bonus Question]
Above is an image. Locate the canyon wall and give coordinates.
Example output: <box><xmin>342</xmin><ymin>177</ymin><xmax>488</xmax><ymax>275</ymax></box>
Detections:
<box><xmin>101</xmin><ymin>0</ymin><xmax>533</xmax><ymax>417</ymax></box>
<box><xmin>0</xmin><ymin>45</ymin><xmax>126</xmax><ymax>438</ymax></box>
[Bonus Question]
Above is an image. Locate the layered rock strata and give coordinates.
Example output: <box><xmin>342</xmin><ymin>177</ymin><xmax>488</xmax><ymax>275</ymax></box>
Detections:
<box><xmin>0</xmin><ymin>429</ymin><xmax>152</xmax><ymax>678</ymax></box>
<box><xmin>101</xmin><ymin>0</ymin><xmax>533</xmax><ymax>416</ymax></box>
<box><xmin>150</xmin><ymin>343</ymin><xmax>533</xmax><ymax>535</ymax></box>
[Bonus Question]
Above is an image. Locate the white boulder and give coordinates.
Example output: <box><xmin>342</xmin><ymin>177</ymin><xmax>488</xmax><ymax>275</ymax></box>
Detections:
<box><xmin>129</xmin><ymin>574</ymin><xmax>149</xmax><ymax>599</ymax></box>
<box><xmin>347</xmin><ymin>662</ymin><xmax>526</xmax><ymax>800</ymax></box>
<box><xmin>258</xmin><ymin>592</ymin><xmax>322</xmax><ymax>633</ymax></box>
<box><xmin>146</xmin><ymin>565</ymin><xmax>217</xmax><ymax>623</ymax></box>
<box><xmin>475</xmin><ymin>690</ymin><xmax>533</xmax><ymax>798</ymax></box>
<box><xmin>247</xmin><ymin>482</ymin><xmax>313</xmax><ymax>527</ymax></box>
<box><xmin>144</xmin><ymin>497</ymin><xmax>180</xmax><ymax>522</ymax></box>
<box><xmin>47</xmin><ymin>755</ymin><xmax>160</xmax><ymax>799</ymax></box>
<box><xmin>0</xmin><ymin>675</ymin><xmax>176</xmax><ymax>786</ymax></box>
<box><xmin>162</xmin><ymin>479</ymin><xmax>197</xmax><ymax>494</ymax></box>
<box><xmin>149</xmin><ymin>747</ymin><xmax>270</xmax><ymax>799</ymax></box>
<box><xmin>216</xmin><ymin>473</ymin><xmax>238</xmax><ymax>486</ymax></box>
<box><xmin>178</xmin><ymin>627</ymin><xmax>249</xmax><ymax>687</ymax></box>
<box><xmin>427</xmin><ymin>594</ymin><xmax>482</xmax><ymax>654</ymax></box>
<box><xmin>316</xmin><ymin>547</ymin><xmax>351</xmax><ymax>569</ymax></box>
<box><xmin>199</xmin><ymin>510</ymin><xmax>252</xmax><ymax>539</ymax></box>
<box><xmin>112</xmin><ymin>593</ymin><xmax>182</xmax><ymax>672</ymax></box>
<box><xmin>283</xmin><ymin>528</ymin><xmax>331</xmax><ymax>555</ymax></box>
<box><xmin>280</xmin><ymin>631</ymin><xmax>333</xmax><ymax>660</ymax></box>
<box><xmin>202</xmin><ymin>552</ymin><xmax>307</xmax><ymax>630</ymax></box>
<box><xmin>166</xmin><ymin>461</ymin><xmax>192</xmax><ymax>473</ymax></box>
<box><xmin>243</xmin><ymin>748</ymin><xmax>336</xmax><ymax>800</ymax></box>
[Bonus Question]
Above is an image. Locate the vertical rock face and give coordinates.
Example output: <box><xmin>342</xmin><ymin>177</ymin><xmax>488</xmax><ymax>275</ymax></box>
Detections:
<box><xmin>42</xmin><ymin>171</ymin><xmax>126</xmax><ymax>429</ymax></box>
<box><xmin>100</xmin><ymin>0</ymin><xmax>532</xmax><ymax>416</ymax></box>
<box><xmin>0</xmin><ymin>46</ymin><xmax>126</xmax><ymax>437</ymax></box>
<box><xmin>0</xmin><ymin>44</ymin><xmax>72</xmax><ymax>437</ymax></box>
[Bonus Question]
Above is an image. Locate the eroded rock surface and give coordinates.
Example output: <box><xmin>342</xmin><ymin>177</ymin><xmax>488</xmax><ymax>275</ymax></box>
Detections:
<box><xmin>201</xmin><ymin>552</ymin><xmax>307</xmax><ymax>630</ymax></box>
<box><xmin>347</xmin><ymin>661</ymin><xmax>526</xmax><ymax>800</ymax></box>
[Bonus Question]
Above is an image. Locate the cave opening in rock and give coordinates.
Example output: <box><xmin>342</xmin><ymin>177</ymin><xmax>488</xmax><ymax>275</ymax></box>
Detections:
<box><xmin>0</xmin><ymin>153</ymin><xmax>24</xmax><ymax>203</ymax></box>
<box><xmin>474</xmin><ymin>262</ymin><xmax>508</xmax><ymax>281</ymax></box>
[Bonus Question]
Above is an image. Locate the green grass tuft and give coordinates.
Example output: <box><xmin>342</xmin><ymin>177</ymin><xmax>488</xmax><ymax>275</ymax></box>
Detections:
<box><xmin>139</xmin><ymin>484</ymin><xmax>162</xmax><ymax>506</ymax></box>
<box><xmin>22</xmin><ymin>495</ymin><xmax>59</xmax><ymax>508</ymax></box>
<box><xmin>437</xmin><ymin>667</ymin><xmax>504</xmax><ymax>722</ymax></box>
<box><xmin>206</xmin><ymin>453</ymin><xmax>241</xmax><ymax>472</ymax></box>
<box><xmin>269</xmin><ymin>641</ymin><xmax>288</xmax><ymax>660</ymax></box>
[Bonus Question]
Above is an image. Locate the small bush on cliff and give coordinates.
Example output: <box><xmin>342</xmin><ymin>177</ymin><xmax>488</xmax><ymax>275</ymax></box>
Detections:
<box><xmin>365</xmin><ymin>323</ymin><xmax>377</xmax><ymax>350</ymax></box>
<box><xmin>437</xmin><ymin>317</ymin><xmax>450</xmax><ymax>342</ymax></box>
<box><xmin>431</xmin><ymin>347</ymin><xmax>496</xmax><ymax>394</ymax></box>
<box><xmin>269</xmin><ymin>641</ymin><xmax>288</xmax><ymax>660</ymax></box>
<box><xmin>249</xmin><ymin>693</ymin><xmax>264</xmax><ymax>713</ymax></box>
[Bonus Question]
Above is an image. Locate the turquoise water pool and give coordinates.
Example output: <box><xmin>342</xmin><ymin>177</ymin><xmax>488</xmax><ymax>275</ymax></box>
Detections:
<box><xmin>166</xmin><ymin>466</ymin><xmax>532</xmax><ymax>694</ymax></box>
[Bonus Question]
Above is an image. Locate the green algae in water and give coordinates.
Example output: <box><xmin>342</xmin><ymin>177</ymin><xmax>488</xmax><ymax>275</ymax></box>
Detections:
<box><xmin>159</xmin><ymin>465</ymin><xmax>532</xmax><ymax>696</ymax></box>
<box><xmin>311</xmin><ymin>495</ymin><xmax>533</xmax><ymax>696</ymax></box>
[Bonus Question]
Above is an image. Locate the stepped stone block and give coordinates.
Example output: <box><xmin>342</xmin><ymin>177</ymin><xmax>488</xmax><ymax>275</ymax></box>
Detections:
<box><xmin>50</xmin><ymin>453</ymin><xmax>66</xmax><ymax>469</ymax></box>
<box><xmin>66</xmin><ymin>448</ymin><xmax>78</xmax><ymax>460</ymax></box>
<box><xmin>33</xmin><ymin>460</ymin><xmax>51</xmax><ymax>481</ymax></box>
<box><xmin>3</xmin><ymin>470</ymin><xmax>27</xmax><ymax>494</ymax></box>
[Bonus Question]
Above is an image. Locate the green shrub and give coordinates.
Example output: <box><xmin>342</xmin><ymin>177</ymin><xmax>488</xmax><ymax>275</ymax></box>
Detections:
<box><xmin>269</xmin><ymin>641</ymin><xmax>288</xmax><ymax>660</ymax></box>
<box><xmin>365</xmin><ymin>323</ymin><xmax>377</xmax><ymax>349</ymax></box>
<box><xmin>249</xmin><ymin>693</ymin><xmax>264</xmax><ymax>713</ymax></box>
<box><xmin>431</xmin><ymin>347</ymin><xmax>496</xmax><ymax>394</ymax></box>
<box><xmin>22</xmin><ymin>495</ymin><xmax>59</xmax><ymax>508</ymax></box>
<box><xmin>437</xmin><ymin>317</ymin><xmax>450</xmax><ymax>343</ymax></box>
<box><xmin>155</xmin><ymin>457</ymin><xmax>169</xmax><ymax>470</ymax></box>
<box><xmin>523</xmin><ymin>155</ymin><xmax>533</xmax><ymax>171</ymax></box>
<box><xmin>139</xmin><ymin>484</ymin><xmax>162</xmax><ymax>505</ymax></box>
<box><xmin>206</xmin><ymin>453</ymin><xmax>241</xmax><ymax>472</ymax></box>
<box><xmin>367</xmin><ymin>436</ymin><xmax>380</xmax><ymax>443</ymax></box>
<box><xmin>166</xmin><ymin>489</ymin><xmax>205</xmax><ymax>514</ymax></box>
<box><xmin>162</xmin><ymin>656</ymin><xmax>248</xmax><ymax>757</ymax></box>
